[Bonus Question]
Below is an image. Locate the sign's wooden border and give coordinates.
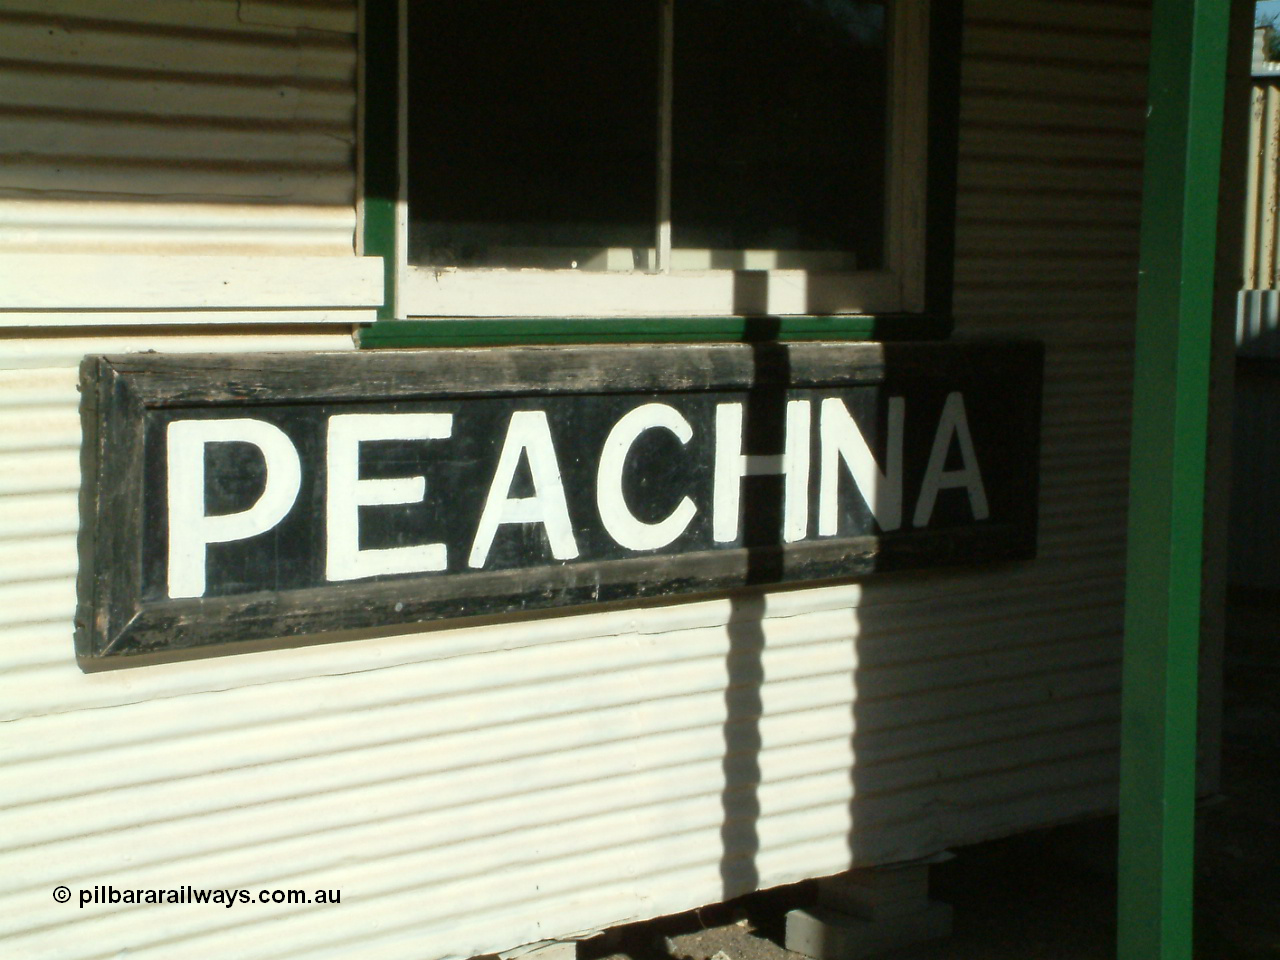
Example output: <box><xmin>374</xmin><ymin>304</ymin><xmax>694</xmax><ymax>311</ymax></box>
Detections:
<box><xmin>76</xmin><ymin>341</ymin><xmax>1042</xmax><ymax>663</ymax></box>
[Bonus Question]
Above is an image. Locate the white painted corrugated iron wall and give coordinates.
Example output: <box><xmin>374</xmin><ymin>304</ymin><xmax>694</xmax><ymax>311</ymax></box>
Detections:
<box><xmin>1</xmin><ymin>3</ymin><xmax>1156</xmax><ymax>959</ymax></box>
<box><xmin>0</xmin><ymin>0</ymin><xmax>357</xmax><ymax>256</ymax></box>
<box><xmin>950</xmin><ymin>0</ymin><xmax>1154</xmax><ymax>772</ymax></box>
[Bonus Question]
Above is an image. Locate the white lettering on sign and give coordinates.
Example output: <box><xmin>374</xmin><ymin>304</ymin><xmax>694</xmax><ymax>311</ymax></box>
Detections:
<box><xmin>596</xmin><ymin>402</ymin><xmax>698</xmax><ymax>551</ymax></box>
<box><xmin>468</xmin><ymin>410</ymin><xmax>580</xmax><ymax>568</ymax></box>
<box><xmin>325</xmin><ymin>412</ymin><xmax>454</xmax><ymax>582</ymax></box>
<box><xmin>166</xmin><ymin>418</ymin><xmax>301</xmax><ymax>599</ymax></box>
<box><xmin>914</xmin><ymin>391</ymin><xmax>989</xmax><ymax>527</ymax></box>
<box><xmin>160</xmin><ymin>392</ymin><xmax>992</xmax><ymax>598</ymax></box>
<box><xmin>712</xmin><ymin>401</ymin><xmax>812</xmax><ymax>543</ymax></box>
<box><xmin>818</xmin><ymin>396</ymin><xmax>904</xmax><ymax>535</ymax></box>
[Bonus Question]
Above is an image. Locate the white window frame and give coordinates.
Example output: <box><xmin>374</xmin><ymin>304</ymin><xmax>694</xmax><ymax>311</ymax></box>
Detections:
<box><xmin>392</xmin><ymin>0</ymin><xmax>928</xmax><ymax>319</ymax></box>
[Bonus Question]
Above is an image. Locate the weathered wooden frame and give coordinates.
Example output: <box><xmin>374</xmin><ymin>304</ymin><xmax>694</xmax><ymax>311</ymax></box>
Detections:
<box><xmin>77</xmin><ymin>341</ymin><xmax>1042</xmax><ymax>662</ymax></box>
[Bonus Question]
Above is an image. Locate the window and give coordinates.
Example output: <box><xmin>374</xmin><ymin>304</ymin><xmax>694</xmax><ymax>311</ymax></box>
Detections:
<box><xmin>370</xmin><ymin>0</ymin><xmax>930</xmax><ymax>319</ymax></box>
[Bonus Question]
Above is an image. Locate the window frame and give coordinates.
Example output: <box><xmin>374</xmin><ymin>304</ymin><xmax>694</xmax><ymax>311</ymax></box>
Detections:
<box><xmin>361</xmin><ymin>0</ymin><xmax>933</xmax><ymax>323</ymax></box>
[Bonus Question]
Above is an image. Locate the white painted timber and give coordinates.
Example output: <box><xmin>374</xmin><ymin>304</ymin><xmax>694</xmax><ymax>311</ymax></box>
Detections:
<box><xmin>0</xmin><ymin>254</ymin><xmax>382</xmax><ymax>312</ymax></box>
<box><xmin>403</xmin><ymin>266</ymin><xmax>904</xmax><ymax>319</ymax></box>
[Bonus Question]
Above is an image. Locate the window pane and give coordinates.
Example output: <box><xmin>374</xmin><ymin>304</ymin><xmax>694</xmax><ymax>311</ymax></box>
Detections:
<box><xmin>407</xmin><ymin>1</ymin><xmax>660</xmax><ymax>271</ymax></box>
<box><xmin>672</xmin><ymin>0</ymin><xmax>889</xmax><ymax>271</ymax></box>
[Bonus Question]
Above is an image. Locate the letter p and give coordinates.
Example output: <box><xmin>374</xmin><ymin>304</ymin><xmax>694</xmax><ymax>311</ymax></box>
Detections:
<box><xmin>166</xmin><ymin>419</ymin><xmax>301</xmax><ymax>599</ymax></box>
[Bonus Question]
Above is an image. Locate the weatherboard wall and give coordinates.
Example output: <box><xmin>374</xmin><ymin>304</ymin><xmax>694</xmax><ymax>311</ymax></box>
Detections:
<box><xmin>0</xmin><ymin>3</ymin><xmax>1167</xmax><ymax>960</ymax></box>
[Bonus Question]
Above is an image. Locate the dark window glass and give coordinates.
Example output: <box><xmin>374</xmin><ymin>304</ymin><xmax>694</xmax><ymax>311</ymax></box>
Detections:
<box><xmin>671</xmin><ymin>0</ymin><xmax>888</xmax><ymax>269</ymax></box>
<box><xmin>407</xmin><ymin>1</ymin><xmax>660</xmax><ymax>270</ymax></box>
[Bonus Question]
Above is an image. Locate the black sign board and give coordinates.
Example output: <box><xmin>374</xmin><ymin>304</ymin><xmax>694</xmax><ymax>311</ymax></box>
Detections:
<box><xmin>77</xmin><ymin>341</ymin><xmax>1042</xmax><ymax>660</ymax></box>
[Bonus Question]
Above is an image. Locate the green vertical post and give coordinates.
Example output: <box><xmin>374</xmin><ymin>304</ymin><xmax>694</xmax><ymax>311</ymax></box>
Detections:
<box><xmin>360</xmin><ymin>0</ymin><xmax>400</xmax><ymax>320</ymax></box>
<box><xmin>1118</xmin><ymin>1</ymin><xmax>1231</xmax><ymax>958</ymax></box>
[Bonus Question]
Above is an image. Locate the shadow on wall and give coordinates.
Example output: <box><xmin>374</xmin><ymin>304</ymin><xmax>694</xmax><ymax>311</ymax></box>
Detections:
<box><xmin>712</xmin><ymin>315</ymin><xmax>1100</xmax><ymax>902</ymax></box>
<box><xmin>1228</xmin><ymin>360</ymin><xmax>1280</xmax><ymax>601</ymax></box>
<box><xmin>718</xmin><ymin>276</ymin><xmax>786</xmax><ymax>897</ymax></box>
<box><xmin>1229</xmin><ymin>297</ymin><xmax>1280</xmax><ymax>602</ymax></box>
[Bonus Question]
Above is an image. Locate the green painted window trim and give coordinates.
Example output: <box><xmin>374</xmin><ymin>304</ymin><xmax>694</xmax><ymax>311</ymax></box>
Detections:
<box><xmin>357</xmin><ymin>315</ymin><xmax>953</xmax><ymax>348</ymax></box>
<box><xmin>359</xmin><ymin>0</ymin><xmax>399</xmax><ymax>321</ymax></box>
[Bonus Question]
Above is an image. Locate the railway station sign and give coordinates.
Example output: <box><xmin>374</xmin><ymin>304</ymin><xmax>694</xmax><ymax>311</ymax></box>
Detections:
<box><xmin>77</xmin><ymin>341</ymin><xmax>1042</xmax><ymax>660</ymax></box>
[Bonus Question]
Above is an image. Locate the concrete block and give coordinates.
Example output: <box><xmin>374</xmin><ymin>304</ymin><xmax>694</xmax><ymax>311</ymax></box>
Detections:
<box><xmin>499</xmin><ymin>941</ymin><xmax>577</xmax><ymax>960</ymax></box>
<box><xmin>785</xmin><ymin>901</ymin><xmax>953</xmax><ymax>960</ymax></box>
<box><xmin>817</xmin><ymin>867</ymin><xmax>930</xmax><ymax>921</ymax></box>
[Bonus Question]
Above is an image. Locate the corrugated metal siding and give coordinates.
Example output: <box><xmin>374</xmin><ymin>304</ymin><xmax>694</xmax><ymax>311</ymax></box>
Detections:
<box><xmin>0</xmin><ymin>3</ymin><xmax>1162</xmax><ymax>959</ymax></box>
<box><xmin>0</xmin><ymin>0</ymin><xmax>356</xmax><ymax>255</ymax></box>
<box><xmin>953</xmin><ymin>0</ymin><xmax>1145</xmax><ymax>700</ymax></box>
<box><xmin>945</xmin><ymin>0</ymin><xmax>1151</xmax><ymax>809</ymax></box>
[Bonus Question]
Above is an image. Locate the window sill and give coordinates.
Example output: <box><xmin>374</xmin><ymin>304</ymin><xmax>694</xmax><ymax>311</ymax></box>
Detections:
<box><xmin>399</xmin><ymin>265</ymin><xmax>920</xmax><ymax>319</ymax></box>
<box><xmin>0</xmin><ymin>253</ymin><xmax>384</xmax><ymax>322</ymax></box>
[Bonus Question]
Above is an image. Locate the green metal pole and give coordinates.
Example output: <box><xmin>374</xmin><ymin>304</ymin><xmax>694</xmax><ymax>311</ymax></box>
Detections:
<box><xmin>1118</xmin><ymin>1</ymin><xmax>1231</xmax><ymax>958</ymax></box>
